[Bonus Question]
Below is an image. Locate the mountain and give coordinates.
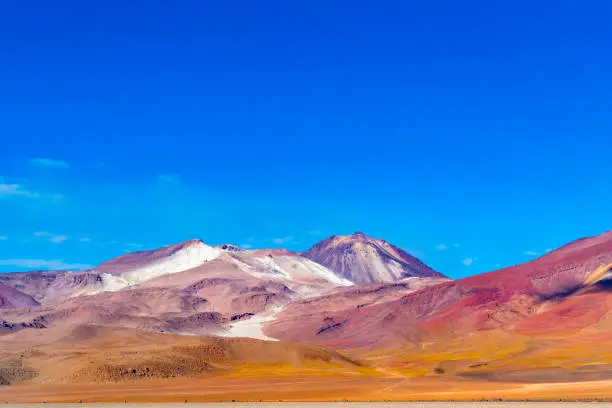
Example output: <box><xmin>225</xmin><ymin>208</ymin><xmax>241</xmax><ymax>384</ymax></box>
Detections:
<box><xmin>97</xmin><ymin>239</ymin><xmax>222</xmax><ymax>277</ymax></box>
<box><xmin>267</xmin><ymin>230</ymin><xmax>612</xmax><ymax>382</ymax></box>
<box><xmin>0</xmin><ymin>241</ymin><xmax>354</xmax><ymax>339</ymax></box>
<box><xmin>2</xmin><ymin>230</ymin><xmax>612</xmax><ymax>400</ymax></box>
<box><xmin>0</xmin><ymin>270</ymin><xmax>116</xmax><ymax>304</ymax></box>
<box><xmin>0</xmin><ymin>284</ymin><xmax>39</xmax><ymax>310</ymax></box>
<box><xmin>302</xmin><ymin>231</ymin><xmax>445</xmax><ymax>284</ymax></box>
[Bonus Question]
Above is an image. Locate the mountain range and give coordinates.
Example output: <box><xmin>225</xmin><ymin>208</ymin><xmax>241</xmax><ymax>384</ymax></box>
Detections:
<box><xmin>1</xmin><ymin>230</ymin><xmax>612</xmax><ymax>402</ymax></box>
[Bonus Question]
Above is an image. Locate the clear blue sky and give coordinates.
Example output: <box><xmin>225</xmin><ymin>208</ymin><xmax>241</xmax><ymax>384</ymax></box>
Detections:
<box><xmin>1</xmin><ymin>1</ymin><xmax>611</xmax><ymax>277</ymax></box>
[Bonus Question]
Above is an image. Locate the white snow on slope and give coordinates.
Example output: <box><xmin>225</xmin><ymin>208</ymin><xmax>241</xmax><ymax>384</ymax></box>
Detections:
<box><xmin>249</xmin><ymin>256</ymin><xmax>353</xmax><ymax>286</ymax></box>
<box><xmin>70</xmin><ymin>273</ymin><xmax>130</xmax><ymax>297</ymax></box>
<box><xmin>252</xmin><ymin>256</ymin><xmax>293</xmax><ymax>280</ymax></box>
<box><xmin>121</xmin><ymin>241</ymin><xmax>221</xmax><ymax>285</ymax></box>
<box><xmin>79</xmin><ymin>241</ymin><xmax>221</xmax><ymax>296</ymax></box>
<box><xmin>226</xmin><ymin>255</ymin><xmax>352</xmax><ymax>298</ymax></box>
<box><xmin>218</xmin><ymin>306</ymin><xmax>283</xmax><ymax>341</ymax></box>
<box><xmin>300</xmin><ymin>258</ymin><xmax>354</xmax><ymax>286</ymax></box>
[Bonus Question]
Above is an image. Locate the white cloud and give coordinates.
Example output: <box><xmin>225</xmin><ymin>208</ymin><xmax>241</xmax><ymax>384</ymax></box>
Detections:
<box><xmin>0</xmin><ymin>177</ymin><xmax>63</xmax><ymax>201</ymax></box>
<box><xmin>34</xmin><ymin>231</ymin><xmax>70</xmax><ymax>244</ymax></box>
<box><xmin>78</xmin><ymin>237</ymin><xmax>92</xmax><ymax>242</ymax></box>
<box><xmin>524</xmin><ymin>251</ymin><xmax>540</xmax><ymax>256</ymax></box>
<box><xmin>157</xmin><ymin>174</ymin><xmax>181</xmax><ymax>184</ymax></box>
<box><xmin>0</xmin><ymin>235</ymin><xmax>7</xmax><ymax>241</ymax></box>
<box><xmin>272</xmin><ymin>236</ymin><xmax>294</xmax><ymax>245</ymax></box>
<box><xmin>29</xmin><ymin>158</ymin><xmax>70</xmax><ymax>168</ymax></box>
<box><xmin>0</xmin><ymin>182</ymin><xmax>40</xmax><ymax>198</ymax></box>
<box><xmin>545</xmin><ymin>248</ymin><xmax>553</xmax><ymax>253</ymax></box>
<box><xmin>0</xmin><ymin>258</ymin><xmax>91</xmax><ymax>270</ymax></box>
<box><xmin>125</xmin><ymin>242</ymin><xmax>143</xmax><ymax>248</ymax></box>
<box><xmin>49</xmin><ymin>235</ymin><xmax>69</xmax><ymax>243</ymax></box>
<box><xmin>493</xmin><ymin>263</ymin><xmax>501</xmax><ymax>268</ymax></box>
<box><xmin>454</xmin><ymin>243</ymin><xmax>461</xmax><ymax>247</ymax></box>
<box><xmin>462</xmin><ymin>257</ymin><xmax>474</xmax><ymax>266</ymax></box>
<box><xmin>241</xmin><ymin>243</ymin><xmax>253</xmax><ymax>249</ymax></box>
<box><xmin>436</xmin><ymin>244</ymin><xmax>448</xmax><ymax>251</ymax></box>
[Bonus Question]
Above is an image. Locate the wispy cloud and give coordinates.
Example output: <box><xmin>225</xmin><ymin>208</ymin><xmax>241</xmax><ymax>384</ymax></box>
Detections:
<box><xmin>309</xmin><ymin>230</ymin><xmax>323</xmax><ymax>237</ymax></box>
<box><xmin>241</xmin><ymin>243</ymin><xmax>253</xmax><ymax>249</ymax></box>
<box><xmin>125</xmin><ymin>242</ymin><xmax>143</xmax><ymax>249</ymax></box>
<box><xmin>157</xmin><ymin>174</ymin><xmax>181</xmax><ymax>185</ymax></box>
<box><xmin>0</xmin><ymin>258</ymin><xmax>91</xmax><ymax>270</ymax></box>
<box><xmin>34</xmin><ymin>231</ymin><xmax>70</xmax><ymax>244</ymax></box>
<box><xmin>524</xmin><ymin>251</ymin><xmax>540</xmax><ymax>256</ymax></box>
<box><xmin>493</xmin><ymin>263</ymin><xmax>502</xmax><ymax>268</ymax></box>
<box><xmin>0</xmin><ymin>235</ymin><xmax>8</xmax><ymax>241</ymax></box>
<box><xmin>272</xmin><ymin>236</ymin><xmax>294</xmax><ymax>245</ymax></box>
<box><xmin>78</xmin><ymin>237</ymin><xmax>92</xmax><ymax>242</ymax></box>
<box><xmin>0</xmin><ymin>182</ymin><xmax>40</xmax><ymax>198</ymax></box>
<box><xmin>29</xmin><ymin>158</ymin><xmax>70</xmax><ymax>169</ymax></box>
<box><xmin>462</xmin><ymin>257</ymin><xmax>475</xmax><ymax>266</ymax></box>
<box><xmin>454</xmin><ymin>243</ymin><xmax>461</xmax><ymax>248</ymax></box>
<box><xmin>545</xmin><ymin>248</ymin><xmax>553</xmax><ymax>253</ymax></box>
<box><xmin>436</xmin><ymin>244</ymin><xmax>448</xmax><ymax>251</ymax></box>
<box><xmin>0</xmin><ymin>177</ymin><xmax>62</xmax><ymax>201</ymax></box>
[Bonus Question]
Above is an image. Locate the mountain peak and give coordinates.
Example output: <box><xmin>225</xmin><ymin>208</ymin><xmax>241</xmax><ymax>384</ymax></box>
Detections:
<box><xmin>97</xmin><ymin>238</ymin><xmax>220</xmax><ymax>277</ymax></box>
<box><xmin>303</xmin><ymin>233</ymin><xmax>445</xmax><ymax>284</ymax></box>
<box><xmin>180</xmin><ymin>238</ymin><xmax>205</xmax><ymax>247</ymax></box>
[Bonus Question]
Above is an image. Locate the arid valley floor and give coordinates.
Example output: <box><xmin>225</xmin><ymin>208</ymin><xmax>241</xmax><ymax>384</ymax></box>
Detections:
<box><xmin>4</xmin><ymin>376</ymin><xmax>612</xmax><ymax>403</ymax></box>
<box><xmin>2</xmin><ymin>403</ymin><xmax>612</xmax><ymax>408</ymax></box>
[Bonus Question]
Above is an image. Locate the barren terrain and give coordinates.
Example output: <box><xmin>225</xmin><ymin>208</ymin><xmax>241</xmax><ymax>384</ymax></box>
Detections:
<box><xmin>2</xmin><ymin>232</ymin><xmax>612</xmax><ymax>402</ymax></box>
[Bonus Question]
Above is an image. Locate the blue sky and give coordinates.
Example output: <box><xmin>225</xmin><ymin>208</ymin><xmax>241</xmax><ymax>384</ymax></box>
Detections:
<box><xmin>1</xmin><ymin>1</ymin><xmax>611</xmax><ymax>278</ymax></box>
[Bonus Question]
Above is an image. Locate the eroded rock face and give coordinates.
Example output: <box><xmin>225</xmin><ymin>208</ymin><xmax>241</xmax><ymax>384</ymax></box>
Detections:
<box><xmin>0</xmin><ymin>271</ymin><xmax>110</xmax><ymax>304</ymax></box>
<box><xmin>215</xmin><ymin>244</ymin><xmax>244</xmax><ymax>252</ymax></box>
<box><xmin>302</xmin><ymin>232</ymin><xmax>445</xmax><ymax>284</ymax></box>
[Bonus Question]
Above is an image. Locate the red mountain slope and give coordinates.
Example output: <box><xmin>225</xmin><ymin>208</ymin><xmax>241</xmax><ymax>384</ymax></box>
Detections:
<box><xmin>268</xmin><ymin>230</ymin><xmax>612</xmax><ymax>348</ymax></box>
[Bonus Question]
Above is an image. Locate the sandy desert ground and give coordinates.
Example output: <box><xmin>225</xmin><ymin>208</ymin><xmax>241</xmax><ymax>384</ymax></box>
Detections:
<box><xmin>2</xmin><ymin>403</ymin><xmax>612</xmax><ymax>407</ymax></box>
<box><xmin>2</xmin><ymin>376</ymin><xmax>612</xmax><ymax>403</ymax></box>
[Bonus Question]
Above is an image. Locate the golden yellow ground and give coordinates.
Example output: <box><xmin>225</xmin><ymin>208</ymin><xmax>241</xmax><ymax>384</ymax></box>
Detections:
<box><xmin>3</xmin><ymin>325</ymin><xmax>612</xmax><ymax>403</ymax></box>
<box><xmin>2</xmin><ymin>375</ymin><xmax>612</xmax><ymax>403</ymax></box>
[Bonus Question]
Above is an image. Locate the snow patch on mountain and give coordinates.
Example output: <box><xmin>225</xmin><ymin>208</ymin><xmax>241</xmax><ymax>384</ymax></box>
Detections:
<box><xmin>245</xmin><ymin>255</ymin><xmax>353</xmax><ymax>286</ymax></box>
<box><xmin>252</xmin><ymin>256</ymin><xmax>293</xmax><ymax>280</ymax></box>
<box><xmin>219</xmin><ymin>306</ymin><xmax>283</xmax><ymax>341</ymax></box>
<box><xmin>121</xmin><ymin>241</ymin><xmax>221</xmax><ymax>284</ymax></box>
<box><xmin>76</xmin><ymin>241</ymin><xmax>222</xmax><ymax>296</ymax></box>
<box><xmin>300</xmin><ymin>258</ymin><xmax>354</xmax><ymax>286</ymax></box>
